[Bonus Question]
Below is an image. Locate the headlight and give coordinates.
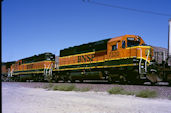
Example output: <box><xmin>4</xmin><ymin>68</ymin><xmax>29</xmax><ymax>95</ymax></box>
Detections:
<box><xmin>152</xmin><ymin>56</ymin><xmax>155</xmax><ymax>60</ymax></box>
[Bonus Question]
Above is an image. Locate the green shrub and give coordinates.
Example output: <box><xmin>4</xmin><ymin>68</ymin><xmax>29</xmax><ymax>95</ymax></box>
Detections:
<box><xmin>121</xmin><ymin>90</ymin><xmax>135</xmax><ymax>95</ymax></box>
<box><xmin>53</xmin><ymin>85</ymin><xmax>59</xmax><ymax>90</ymax></box>
<box><xmin>80</xmin><ymin>87</ymin><xmax>90</xmax><ymax>92</ymax></box>
<box><xmin>108</xmin><ymin>87</ymin><xmax>124</xmax><ymax>94</ymax></box>
<box><xmin>43</xmin><ymin>83</ymin><xmax>54</xmax><ymax>89</ymax></box>
<box><xmin>136</xmin><ymin>90</ymin><xmax>157</xmax><ymax>98</ymax></box>
<box><xmin>73</xmin><ymin>87</ymin><xmax>80</xmax><ymax>91</ymax></box>
<box><xmin>53</xmin><ymin>84</ymin><xmax>76</xmax><ymax>91</ymax></box>
<box><xmin>108</xmin><ymin>87</ymin><xmax>135</xmax><ymax>95</ymax></box>
<box><xmin>168</xmin><ymin>95</ymin><xmax>171</xmax><ymax>100</ymax></box>
<box><xmin>73</xmin><ymin>87</ymin><xmax>91</xmax><ymax>92</ymax></box>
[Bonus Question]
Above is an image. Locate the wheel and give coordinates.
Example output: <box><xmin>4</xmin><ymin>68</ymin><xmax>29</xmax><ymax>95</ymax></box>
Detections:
<box><xmin>69</xmin><ymin>76</ymin><xmax>75</xmax><ymax>83</ymax></box>
<box><xmin>63</xmin><ymin>78</ymin><xmax>68</xmax><ymax>83</ymax></box>
<box><xmin>70</xmin><ymin>80</ymin><xmax>75</xmax><ymax>83</ymax></box>
<box><xmin>53</xmin><ymin>75</ymin><xmax>59</xmax><ymax>83</ymax></box>
<box><xmin>119</xmin><ymin>74</ymin><xmax>127</xmax><ymax>84</ymax></box>
<box><xmin>150</xmin><ymin>82</ymin><xmax>156</xmax><ymax>86</ymax></box>
<box><xmin>70</xmin><ymin>78</ymin><xmax>75</xmax><ymax>83</ymax></box>
<box><xmin>168</xmin><ymin>81</ymin><xmax>171</xmax><ymax>86</ymax></box>
<box><xmin>108</xmin><ymin>76</ymin><xmax>114</xmax><ymax>84</ymax></box>
<box><xmin>79</xmin><ymin>79</ymin><xmax>83</xmax><ymax>83</ymax></box>
<box><xmin>130</xmin><ymin>75</ymin><xmax>144</xmax><ymax>85</ymax></box>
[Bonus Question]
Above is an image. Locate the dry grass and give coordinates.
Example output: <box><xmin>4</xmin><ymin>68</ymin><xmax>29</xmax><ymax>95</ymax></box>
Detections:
<box><xmin>135</xmin><ymin>89</ymin><xmax>157</xmax><ymax>98</ymax></box>
<box><xmin>52</xmin><ymin>84</ymin><xmax>76</xmax><ymax>91</ymax></box>
<box><xmin>108</xmin><ymin>87</ymin><xmax>134</xmax><ymax>95</ymax></box>
<box><xmin>43</xmin><ymin>83</ymin><xmax>54</xmax><ymax>89</ymax></box>
<box><xmin>43</xmin><ymin>84</ymin><xmax>91</xmax><ymax>92</ymax></box>
<box><xmin>169</xmin><ymin>95</ymin><xmax>171</xmax><ymax>100</ymax></box>
<box><xmin>108</xmin><ymin>87</ymin><xmax>158</xmax><ymax>98</ymax></box>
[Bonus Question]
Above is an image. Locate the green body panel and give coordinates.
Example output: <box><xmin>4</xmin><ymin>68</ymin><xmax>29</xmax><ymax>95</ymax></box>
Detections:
<box><xmin>13</xmin><ymin>69</ymin><xmax>44</xmax><ymax>74</ymax></box>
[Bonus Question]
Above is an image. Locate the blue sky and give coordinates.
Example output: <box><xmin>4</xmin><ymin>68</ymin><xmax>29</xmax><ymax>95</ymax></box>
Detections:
<box><xmin>2</xmin><ymin>0</ymin><xmax>171</xmax><ymax>62</ymax></box>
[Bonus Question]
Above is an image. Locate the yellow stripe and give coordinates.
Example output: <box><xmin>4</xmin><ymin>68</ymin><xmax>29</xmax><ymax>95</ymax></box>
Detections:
<box><xmin>54</xmin><ymin>63</ymin><xmax>137</xmax><ymax>71</ymax></box>
<box><xmin>60</xmin><ymin>51</ymin><xmax>95</xmax><ymax>58</ymax></box>
<box><xmin>126</xmin><ymin>46</ymin><xmax>152</xmax><ymax>49</ymax></box>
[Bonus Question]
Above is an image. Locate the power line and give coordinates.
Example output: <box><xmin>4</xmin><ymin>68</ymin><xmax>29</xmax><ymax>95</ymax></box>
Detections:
<box><xmin>83</xmin><ymin>0</ymin><xmax>171</xmax><ymax>17</ymax></box>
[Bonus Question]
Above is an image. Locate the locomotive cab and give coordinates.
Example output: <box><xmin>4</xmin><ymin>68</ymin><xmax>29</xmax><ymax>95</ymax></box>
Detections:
<box><xmin>107</xmin><ymin>35</ymin><xmax>153</xmax><ymax>77</ymax></box>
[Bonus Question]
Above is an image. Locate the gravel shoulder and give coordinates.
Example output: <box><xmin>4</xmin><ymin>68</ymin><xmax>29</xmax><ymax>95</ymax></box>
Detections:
<box><xmin>2</xmin><ymin>82</ymin><xmax>171</xmax><ymax>113</ymax></box>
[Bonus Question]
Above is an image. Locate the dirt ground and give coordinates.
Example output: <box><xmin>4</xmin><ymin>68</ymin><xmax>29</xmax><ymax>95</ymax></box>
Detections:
<box><xmin>2</xmin><ymin>82</ymin><xmax>171</xmax><ymax>113</ymax></box>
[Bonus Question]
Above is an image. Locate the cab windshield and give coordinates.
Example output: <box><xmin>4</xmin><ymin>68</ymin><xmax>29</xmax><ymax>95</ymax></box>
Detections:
<box><xmin>127</xmin><ymin>37</ymin><xmax>140</xmax><ymax>47</ymax></box>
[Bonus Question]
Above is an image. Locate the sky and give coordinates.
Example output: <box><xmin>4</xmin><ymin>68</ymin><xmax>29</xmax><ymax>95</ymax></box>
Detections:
<box><xmin>2</xmin><ymin>0</ymin><xmax>171</xmax><ymax>62</ymax></box>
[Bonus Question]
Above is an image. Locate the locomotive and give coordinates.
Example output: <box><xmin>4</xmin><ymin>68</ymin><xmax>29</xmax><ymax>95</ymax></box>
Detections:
<box><xmin>5</xmin><ymin>34</ymin><xmax>171</xmax><ymax>85</ymax></box>
<box><xmin>53</xmin><ymin>34</ymin><xmax>162</xmax><ymax>84</ymax></box>
<box><xmin>9</xmin><ymin>53</ymin><xmax>55</xmax><ymax>81</ymax></box>
<box><xmin>1</xmin><ymin>61</ymin><xmax>16</xmax><ymax>81</ymax></box>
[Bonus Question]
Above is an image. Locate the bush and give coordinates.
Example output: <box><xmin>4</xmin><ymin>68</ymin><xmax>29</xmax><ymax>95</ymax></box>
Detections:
<box><xmin>108</xmin><ymin>87</ymin><xmax>135</xmax><ymax>95</ymax></box>
<box><xmin>108</xmin><ymin>87</ymin><xmax>124</xmax><ymax>94</ymax></box>
<box><xmin>52</xmin><ymin>84</ymin><xmax>76</xmax><ymax>91</ymax></box>
<box><xmin>121</xmin><ymin>90</ymin><xmax>135</xmax><ymax>95</ymax></box>
<box><xmin>73</xmin><ymin>87</ymin><xmax>91</xmax><ymax>92</ymax></box>
<box><xmin>80</xmin><ymin>87</ymin><xmax>90</xmax><ymax>92</ymax></box>
<box><xmin>135</xmin><ymin>89</ymin><xmax>157</xmax><ymax>98</ymax></box>
<box><xmin>43</xmin><ymin>83</ymin><xmax>54</xmax><ymax>89</ymax></box>
<box><xmin>108</xmin><ymin>87</ymin><xmax>157</xmax><ymax>98</ymax></box>
<box><xmin>53</xmin><ymin>85</ymin><xmax>59</xmax><ymax>90</ymax></box>
<box><xmin>73</xmin><ymin>87</ymin><xmax>80</xmax><ymax>91</ymax></box>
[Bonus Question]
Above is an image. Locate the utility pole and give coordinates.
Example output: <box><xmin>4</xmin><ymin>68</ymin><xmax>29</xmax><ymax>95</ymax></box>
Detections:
<box><xmin>168</xmin><ymin>19</ymin><xmax>171</xmax><ymax>66</ymax></box>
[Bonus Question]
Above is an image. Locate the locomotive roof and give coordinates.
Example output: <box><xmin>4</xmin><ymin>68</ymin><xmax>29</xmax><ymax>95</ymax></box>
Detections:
<box><xmin>19</xmin><ymin>52</ymin><xmax>55</xmax><ymax>64</ymax></box>
<box><xmin>2</xmin><ymin>61</ymin><xmax>16</xmax><ymax>68</ymax></box>
<box><xmin>108</xmin><ymin>35</ymin><xmax>139</xmax><ymax>43</ymax></box>
<box><xmin>60</xmin><ymin>38</ymin><xmax>111</xmax><ymax>57</ymax></box>
<box><xmin>22</xmin><ymin>52</ymin><xmax>54</xmax><ymax>60</ymax></box>
<box><xmin>2</xmin><ymin>61</ymin><xmax>16</xmax><ymax>65</ymax></box>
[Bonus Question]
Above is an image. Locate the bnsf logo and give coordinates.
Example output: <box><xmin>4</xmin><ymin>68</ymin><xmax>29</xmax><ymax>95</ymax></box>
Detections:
<box><xmin>78</xmin><ymin>54</ymin><xmax>95</xmax><ymax>63</ymax></box>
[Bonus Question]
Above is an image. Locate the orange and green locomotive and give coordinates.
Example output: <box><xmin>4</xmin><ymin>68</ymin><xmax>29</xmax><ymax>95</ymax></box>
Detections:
<box><xmin>1</xmin><ymin>61</ymin><xmax>16</xmax><ymax>81</ymax></box>
<box><xmin>10</xmin><ymin>53</ymin><xmax>55</xmax><ymax>81</ymax></box>
<box><xmin>53</xmin><ymin>34</ymin><xmax>159</xmax><ymax>84</ymax></box>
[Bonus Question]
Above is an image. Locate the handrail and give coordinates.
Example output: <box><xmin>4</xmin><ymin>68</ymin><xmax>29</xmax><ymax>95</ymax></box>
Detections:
<box><xmin>9</xmin><ymin>69</ymin><xmax>13</xmax><ymax>77</ymax></box>
<box><xmin>145</xmin><ymin>49</ymin><xmax>150</xmax><ymax>72</ymax></box>
<box><xmin>138</xmin><ymin>48</ymin><xmax>142</xmax><ymax>74</ymax></box>
<box><xmin>49</xmin><ymin>63</ymin><xmax>53</xmax><ymax>76</ymax></box>
<box><xmin>44</xmin><ymin>64</ymin><xmax>46</xmax><ymax>75</ymax></box>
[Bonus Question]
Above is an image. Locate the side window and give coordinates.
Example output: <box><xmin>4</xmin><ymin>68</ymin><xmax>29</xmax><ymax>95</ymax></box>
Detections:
<box><xmin>112</xmin><ymin>43</ymin><xmax>118</xmax><ymax>51</ymax></box>
<box><xmin>122</xmin><ymin>40</ymin><xmax>125</xmax><ymax>48</ymax></box>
